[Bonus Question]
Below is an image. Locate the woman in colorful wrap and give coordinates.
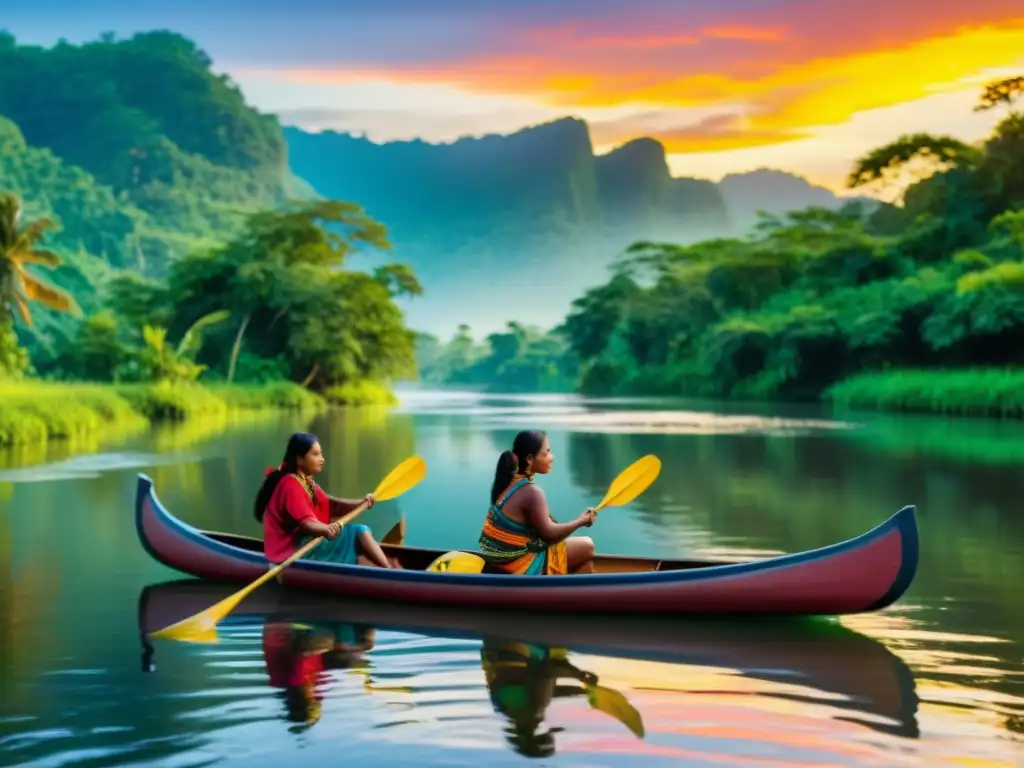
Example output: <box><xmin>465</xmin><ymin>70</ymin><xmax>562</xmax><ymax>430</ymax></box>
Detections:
<box><xmin>254</xmin><ymin>432</ymin><xmax>400</xmax><ymax>568</ymax></box>
<box><xmin>479</xmin><ymin>430</ymin><xmax>597</xmax><ymax>575</ymax></box>
<box><xmin>481</xmin><ymin>637</ymin><xmax>599</xmax><ymax>758</ymax></box>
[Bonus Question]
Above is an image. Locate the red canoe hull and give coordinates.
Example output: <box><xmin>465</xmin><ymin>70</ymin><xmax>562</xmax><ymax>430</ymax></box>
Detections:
<box><xmin>135</xmin><ymin>474</ymin><xmax>918</xmax><ymax>616</ymax></box>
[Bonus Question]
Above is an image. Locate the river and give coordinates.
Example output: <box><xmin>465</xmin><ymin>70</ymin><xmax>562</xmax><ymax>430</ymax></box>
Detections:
<box><xmin>1</xmin><ymin>389</ymin><xmax>1021</xmax><ymax>767</ymax></box>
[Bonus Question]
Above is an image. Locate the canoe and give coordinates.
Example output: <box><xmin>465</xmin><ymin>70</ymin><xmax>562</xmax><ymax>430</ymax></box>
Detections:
<box><xmin>137</xmin><ymin>578</ymin><xmax>919</xmax><ymax>738</ymax></box>
<box><xmin>135</xmin><ymin>473</ymin><xmax>919</xmax><ymax>616</ymax></box>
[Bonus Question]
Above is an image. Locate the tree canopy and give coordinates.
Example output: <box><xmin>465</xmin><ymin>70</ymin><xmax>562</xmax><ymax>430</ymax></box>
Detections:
<box><xmin>424</xmin><ymin>75</ymin><xmax>1024</xmax><ymax>402</ymax></box>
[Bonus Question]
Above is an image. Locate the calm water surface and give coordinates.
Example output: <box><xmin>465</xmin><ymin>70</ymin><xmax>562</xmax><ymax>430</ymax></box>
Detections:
<box><xmin>1</xmin><ymin>389</ymin><xmax>1022</xmax><ymax>767</ymax></box>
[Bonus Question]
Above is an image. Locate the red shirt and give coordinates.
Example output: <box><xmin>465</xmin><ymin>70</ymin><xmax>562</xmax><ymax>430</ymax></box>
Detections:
<box><xmin>262</xmin><ymin>623</ymin><xmax>325</xmax><ymax>688</ymax></box>
<box><xmin>263</xmin><ymin>475</ymin><xmax>331</xmax><ymax>563</ymax></box>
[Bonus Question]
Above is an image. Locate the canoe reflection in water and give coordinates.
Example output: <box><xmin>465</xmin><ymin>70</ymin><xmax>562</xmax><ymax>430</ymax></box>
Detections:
<box><xmin>261</xmin><ymin>621</ymin><xmax>375</xmax><ymax>731</ymax></box>
<box><xmin>481</xmin><ymin>638</ymin><xmax>643</xmax><ymax>758</ymax></box>
<box><xmin>138</xmin><ymin>578</ymin><xmax>920</xmax><ymax>751</ymax></box>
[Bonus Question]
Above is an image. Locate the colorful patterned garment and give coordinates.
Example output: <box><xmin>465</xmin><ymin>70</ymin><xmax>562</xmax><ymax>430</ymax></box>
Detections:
<box><xmin>478</xmin><ymin>477</ymin><xmax>568</xmax><ymax>575</ymax></box>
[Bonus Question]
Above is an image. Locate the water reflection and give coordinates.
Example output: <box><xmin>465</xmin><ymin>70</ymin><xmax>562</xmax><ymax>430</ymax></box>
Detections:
<box><xmin>261</xmin><ymin>620</ymin><xmax>376</xmax><ymax>731</ymax></box>
<box><xmin>135</xmin><ymin>579</ymin><xmax>925</xmax><ymax>760</ymax></box>
<box><xmin>481</xmin><ymin>637</ymin><xmax>643</xmax><ymax>757</ymax></box>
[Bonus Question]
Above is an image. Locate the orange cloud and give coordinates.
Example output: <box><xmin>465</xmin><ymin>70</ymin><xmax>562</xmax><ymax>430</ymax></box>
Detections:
<box><xmin>578</xmin><ymin>34</ymin><xmax>702</xmax><ymax>49</ymax></box>
<box><xmin>248</xmin><ymin>4</ymin><xmax>1024</xmax><ymax>155</ymax></box>
<box><xmin>590</xmin><ymin>112</ymin><xmax>806</xmax><ymax>153</ymax></box>
<box><xmin>701</xmin><ymin>25</ymin><xmax>788</xmax><ymax>42</ymax></box>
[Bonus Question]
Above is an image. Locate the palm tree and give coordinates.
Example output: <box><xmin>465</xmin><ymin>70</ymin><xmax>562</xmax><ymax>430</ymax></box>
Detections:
<box><xmin>0</xmin><ymin>192</ymin><xmax>79</xmax><ymax>326</ymax></box>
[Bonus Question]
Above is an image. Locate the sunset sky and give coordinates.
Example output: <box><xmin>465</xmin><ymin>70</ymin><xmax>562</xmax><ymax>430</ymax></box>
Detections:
<box><xmin>7</xmin><ymin>0</ymin><xmax>1024</xmax><ymax>191</ymax></box>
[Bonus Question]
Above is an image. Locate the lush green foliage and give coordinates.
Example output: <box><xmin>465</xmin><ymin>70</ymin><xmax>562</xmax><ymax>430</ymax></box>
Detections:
<box><xmin>0</xmin><ymin>30</ymin><xmax>286</xmax><ymax>272</ymax></box>
<box><xmin>416</xmin><ymin>323</ymin><xmax>578</xmax><ymax>393</ymax></box>
<box><xmin>825</xmin><ymin>368</ymin><xmax>1024</xmax><ymax>418</ymax></box>
<box><xmin>0</xmin><ymin>29</ymin><xmax>417</xmax><ymax>419</ymax></box>
<box><xmin>0</xmin><ymin>381</ymin><xmax>145</xmax><ymax>446</ymax></box>
<box><xmin>426</xmin><ymin>77</ymin><xmax>1024</xmax><ymax>412</ymax></box>
<box><xmin>11</xmin><ymin>199</ymin><xmax>418</xmax><ymax>393</ymax></box>
<box><xmin>0</xmin><ymin>380</ymin><xmax>325</xmax><ymax>448</ymax></box>
<box><xmin>324</xmin><ymin>380</ymin><xmax>399</xmax><ymax>406</ymax></box>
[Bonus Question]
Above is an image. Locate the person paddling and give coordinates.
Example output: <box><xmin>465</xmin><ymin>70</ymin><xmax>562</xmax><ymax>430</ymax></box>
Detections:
<box><xmin>254</xmin><ymin>432</ymin><xmax>400</xmax><ymax>568</ymax></box>
<box><xmin>478</xmin><ymin>430</ymin><xmax>597</xmax><ymax>575</ymax></box>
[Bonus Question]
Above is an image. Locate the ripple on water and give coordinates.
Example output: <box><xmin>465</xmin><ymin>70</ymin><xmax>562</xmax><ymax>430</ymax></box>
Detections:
<box><xmin>0</xmin><ymin>451</ymin><xmax>194</xmax><ymax>484</ymax></box>
<box><xmin>474</xmin><ymin>409</ymin><xmax>858</xmax><ymax>436</ymax></box>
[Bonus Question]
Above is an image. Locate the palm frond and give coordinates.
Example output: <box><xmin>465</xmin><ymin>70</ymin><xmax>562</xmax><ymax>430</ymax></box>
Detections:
<box><xmin>13</xmin><ymin>294</ymin><xmax>32</xmax><ymax>327</ymax></box>
<box><xmin>176</xmin><ymin>309</ymin><xmax>231</xmax><ymax>358</ymax></box>
<box><xmin>13</xmin><ymin>247</ymin><xmax>62</xmax><ymax>269</ymax></box>
<box><xmin>21</xmin><ymin>275</ymin><xmax>80</xmax><ymax>315</ymax></box>
<box><xmin>14</xmin><ymin>217</ymin><xmax>58</xmax><ymax>247</ymax></box>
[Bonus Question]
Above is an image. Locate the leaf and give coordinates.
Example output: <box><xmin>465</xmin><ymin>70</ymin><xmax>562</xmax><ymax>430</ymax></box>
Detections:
<box><xmin>847</xmin><ymin>133</ymin><xmax>980</xmax><ymax>190</ymax></box>
<box><xmin>175</xmin><ymin>309</ymin><xmax>231</xmax><ymax>358</ymax></box>
<box><xmin>12</xmin><ymin>294</ymin><xmax>31</xmax><ymax>327</ymax></box>
<box><xmin>21</xmin><ymin>275</ymin><xmax>80</xmax><ymax>315</ymax></box>
<box><xmin>13</xmin><ymin>247</ymin><xmax>61</xmax><ymax>269</ymax></box>
<box><xmin>13</xmin><ymin>218</ymin><xmax>58</xmax><ymax>248</ymax></box>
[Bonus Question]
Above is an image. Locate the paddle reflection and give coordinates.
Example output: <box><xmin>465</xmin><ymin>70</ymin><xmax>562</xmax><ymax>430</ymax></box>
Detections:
<box><xmin>481</xmin><ymin>637</ymin><xmax>644</xmax><ymax>758</ymax></box>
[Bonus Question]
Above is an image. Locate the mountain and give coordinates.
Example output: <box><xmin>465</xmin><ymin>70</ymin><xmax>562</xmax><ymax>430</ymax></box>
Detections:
<box><xmin>285</xmin><ymin>121</ymin><xmax>840</xmax><ymax>335</ymax></box>
<box><xmin>717</xmin><ymin>169</ymin><xmax>843</xmax><ymax>233</ymax></box>
<box><xmin>0</xmin><ymin>30</ymin><xmax>287</xmax><ymax>275</ymax></box>
<box><xmin>0</xmin><ymin>29</ymin><xmax>845</xmax><ymax>341</ymax></box>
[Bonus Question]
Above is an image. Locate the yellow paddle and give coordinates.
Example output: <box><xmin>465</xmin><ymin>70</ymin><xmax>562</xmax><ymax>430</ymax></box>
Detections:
<box><xmin>594</xmin><ymin>454</ymin><xmax>661</xmax><ymax>512</ymax></box>
<box><xmin>148</xmin><ymin>455</ymin><xmax>428</xmax><ymax>644</ymax></box>
<box><xmin>492</xmin><ymin>650</ymin><xmax>645</xmax><ymax>738</ymax></box>
<box><xmin>581</xmin><ymin>454</ymin><xmax>658</xmax><ymax>736</ymax></box>
<box><xmin>546</xmin><ymin>647</ymin><xmax>644</xmax><ymax>737</ymax></box>
<box><xmin>586</xmin><ymin>684</ymin><xmax>645</xmax><ymax>737</ymax></box>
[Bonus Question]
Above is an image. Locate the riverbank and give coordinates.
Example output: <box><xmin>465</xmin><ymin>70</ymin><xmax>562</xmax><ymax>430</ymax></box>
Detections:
<box><xmin>824</xmin><ymin>369</ymin><xmax>1024</xmax><ymax>418</ymax></box>
<box><xmin>0</xmin><ymin>379</ymin><xmax>396</xmax><ymax>448</ymax></box>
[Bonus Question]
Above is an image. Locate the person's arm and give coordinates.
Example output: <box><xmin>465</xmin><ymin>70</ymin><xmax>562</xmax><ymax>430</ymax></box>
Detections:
<box><xmin>280</xmin><ymin>479</ymin><xmax>340</xmax><ymax>540</ymax></box>
<box><xmin>327</xmin><ymin>493</ymin><xmax>375</xmax><ymax>521</ymax></box>
<box><xmin>522</xmin><ymin>486</ymin><xmax>594</xmax><ymax>544</ymax></box>
<box><xmin>297</xmin><ymin>516</ymin><xmax>338</xmax><ymax>539</ymax></box>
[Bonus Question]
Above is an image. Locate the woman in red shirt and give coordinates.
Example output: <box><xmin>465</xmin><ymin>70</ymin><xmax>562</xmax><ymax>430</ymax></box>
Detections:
<box><xmin>254</xmin><ymin>432</ymin><xmax>399</xmax><ymax>568</ymax></box>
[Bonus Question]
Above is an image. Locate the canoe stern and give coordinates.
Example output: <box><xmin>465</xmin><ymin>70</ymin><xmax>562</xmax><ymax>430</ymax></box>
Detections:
<box><xmin>135</xmin><ymin>474</ymin><xmax>268</xmax><ymax>583</ymax></box>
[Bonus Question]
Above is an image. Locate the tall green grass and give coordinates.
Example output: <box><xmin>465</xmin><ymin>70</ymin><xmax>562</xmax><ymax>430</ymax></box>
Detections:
<box><xmin>0</xmin><ymin>380</ymin><xmax>329</xmax><ymax>448</ymax></box>
<box><xmin>323</xmin><ymin>380</ymin><xmax>398</xmax><ymax>406</ymax></box>
<box><xmin>824</xmin><ymin>369</ymin><xmax>1024</xmax><ymax>418</ymax></box>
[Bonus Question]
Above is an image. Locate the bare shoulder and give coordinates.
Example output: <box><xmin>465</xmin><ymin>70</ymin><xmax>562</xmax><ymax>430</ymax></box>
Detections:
<box><xmin>516</xmin><ymin>482</ymin><xmax>546</xmax><ymax>506</ymax></box>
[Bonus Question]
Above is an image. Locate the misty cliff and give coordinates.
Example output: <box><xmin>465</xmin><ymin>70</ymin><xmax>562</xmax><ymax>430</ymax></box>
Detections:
<box><xmin>284</xmin><ymin>119</ymin><xmax>838</xmax><ymax>334</ymax></box>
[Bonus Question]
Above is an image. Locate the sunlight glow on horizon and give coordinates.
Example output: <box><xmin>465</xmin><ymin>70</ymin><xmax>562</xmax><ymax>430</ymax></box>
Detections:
<box><xmin>230</xmin><ymin>14</ymin><xmax>1024</xmax><ymax>193</ymax></box>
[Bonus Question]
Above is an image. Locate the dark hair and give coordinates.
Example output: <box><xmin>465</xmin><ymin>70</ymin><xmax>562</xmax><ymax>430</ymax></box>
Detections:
<box><xmin>254</xmin><ymin>432</ymin><xmax>319</xmax><ymax>522</ymax></box>
<box><xmin>490</xmin><ymin>429</ymin><xmax>547</xmax><ymax>504</ymax></box>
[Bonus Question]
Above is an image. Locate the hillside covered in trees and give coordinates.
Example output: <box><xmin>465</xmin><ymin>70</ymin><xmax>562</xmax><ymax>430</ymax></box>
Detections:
<box><xmin>0</xmin><ymin>29</ymin><xmax>846</xmax><ymax>385</ymax></box>
<box><xmin>422</xmin><ymin>76</ymin><xmax>1024</xmax><ymax>412</ymax></box>
<box><xmin>0</xmin><ymin>31</ymin><xmax>416</xmax><ymax>398</ymax></box>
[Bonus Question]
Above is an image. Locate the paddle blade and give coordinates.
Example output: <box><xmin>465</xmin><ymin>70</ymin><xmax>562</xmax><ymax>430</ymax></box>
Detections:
<box><xmin>587</xmin><ymin>685</ymin><xmax>646</xmax><ymax>738</ymax></box>
<box><xmin>372</xmin><ymin>455</ymin><xmax>427</xmax><ymax>501</ymax></box>
<box><xmin>595</xmin><ymin>455</ymin><xmax>661</xmax><ymax>511</ymax></box>
<box><xmin>147</xmin><ymin>591</ymin><xmax>248</xmax><ymax>643</ymax></box>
